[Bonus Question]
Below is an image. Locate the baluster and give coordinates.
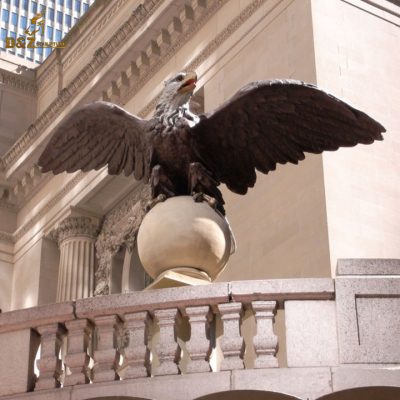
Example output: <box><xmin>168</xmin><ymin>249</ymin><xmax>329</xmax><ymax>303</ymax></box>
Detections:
<box><xmin>218</xmin><ymin>303</ymin><xmax>244</xmax><ymax>370</ymax></box>
<box><xmin>185</xmin><ymin>305</ymin><xmax>211</xmax><ymax>373</ymax></box>
<box><xmin>153</xmin><ymin>308</ymin><xmax>179</xmax><ymax>375</ymax></box>
<box><xmin>64</xmin><ymin>319</ymin><xmax>92</xmax><ymax>386</ymax></box>
<box><xmin>123</xmin><ymin>311</ymin><xmax>150</xmax><ymax>379</ymax></box>
<box><xmin>92</xmin><ymin>315</ymin><xmax>120</xmax><ymax>382</ymax></box>
<box><xmin>252</xmin><ymin>301</ymin><xmax>278</xmax><ymax>368</ymax></box>
<box><xmin>35</xmin><ymin>324</ymin><xmax>64</xmax><ymax>390</ymax></box>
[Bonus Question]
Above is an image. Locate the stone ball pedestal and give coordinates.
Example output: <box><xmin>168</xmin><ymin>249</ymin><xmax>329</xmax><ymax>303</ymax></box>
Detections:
<box><xmin>137</xmin><ymin>196</ymin><xmax>233</xmax><ymax>289</ymax></box>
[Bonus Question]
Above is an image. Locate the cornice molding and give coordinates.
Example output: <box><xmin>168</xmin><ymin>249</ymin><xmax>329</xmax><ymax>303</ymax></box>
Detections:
<box><xmin>0</xmin><ymin>231</ymin><xmax>15</xmax><ymax>244</ymax></box>
<box><xmin>123</xmin><ymin>0</ymin><xmax>228</xmax><ymax>110</ymax></box>
<box><xmin>138</xmin><ymin>0</ymin><xmax>266</xmax><ymax>117</ymax></box>
<box><xmin>2</xmin><ymin>0</ymin><xmax>163</xmax><ymax>172</ymax></box>
<box><xmin>13</xmin><ymin>171</ymin><xmax>85</xmax><ymax>242</ymax></box>
<box><xmin>37</xmin><ymin>0</ymin><xmax>129</xmax><ymax>91</ymax></box>
<box><xmin>0</xmin><ymin>69</ymin><xmax>37</xmax><ymax>95</ymax></box>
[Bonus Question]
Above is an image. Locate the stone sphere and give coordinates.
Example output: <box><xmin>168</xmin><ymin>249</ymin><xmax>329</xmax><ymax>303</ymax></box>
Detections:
<box><xmin>137</xmin><ymin>196</ymin><xmax>232</xmax><ymax>281</ymax></box>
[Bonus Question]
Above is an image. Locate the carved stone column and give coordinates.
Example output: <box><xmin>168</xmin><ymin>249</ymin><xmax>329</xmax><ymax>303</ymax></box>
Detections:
<box><xmin>64</xmin><ymin>319</ymin><xmax>92</xmax><ymax>386</ymax></box>
<box><xmin>153</xmin><ymin>308</ymin><xmax>180</xmax><ymax>376</ymax></box>
<box><xmin>185</xmin><ymin>305</ymin><xmax>211</xmax><ymax>373</ymax></box>
<box><xmin>52</xmin><ymin>216</ymin><xmax>99</xmax><ymax>301</ymax></box>
<box><xmin>252</xmin><ymin>301</ymin><xmax>278</xmax><ymax>368</ymax></box>
<box><xmin>35</xmin><ymin>323</ymin><xmax>64</xmax><ymax>390</ymax></box>
<box><xmin>123</xmin><ymin>311</ymin><xmax>150</xmax><ymax>379</ymax></box>
<box><xmin>92</xmin><ymin>315</ymin><xmax>121</xmax><ymax>383</ymax></box>
<box><xmin>218</xmin><ymin>303</ymin><xmax>244</xmax><ymax>371</ymax></box>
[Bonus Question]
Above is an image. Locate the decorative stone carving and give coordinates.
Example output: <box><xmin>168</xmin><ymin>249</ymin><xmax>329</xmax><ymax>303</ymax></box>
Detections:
<box><xmin>35</xmin><ymin>323</ymin><xmax>65</xmax><ymax>390</ymax></box>
<box><xmin>64</xmin><ymin>319</ymin><xmax>92</xmax><ymax>386</ymax></box>
<box><xmin>185</xmin><ymin>305</ymin><xmax>212</xmax><ymax>373</ymax></box>
<box><xmin>92</xmin><ymin>315</ymin><xmax>121</xmax><ymax>383</ymax></box>
<box><xmin>51</xmin><ymin>216</ymin><xmax>99</xmax><ymax>302</ymax></box>
<box><xmin>218</xmin><ymin>302</ymin><xmax>244</xmax><ymax>371</ymax></box>
<box><xmin>153</xmin><ymin>308</ymin><xmax>180</xmax><ymax>376</ymax></box>
<box><xmin>252</xmin><ymin>301</ymin><xmax>278</xmax><ymax>368</ymax></box>
<box><xmin>121</xmin><ymin>311</ymin><xmax>150</xmax><ymax>379</ymax></box>
<box><xmin>95</xmin><ymin>184</ymin><xmax>151</xmax><ymax>296</ymax></box>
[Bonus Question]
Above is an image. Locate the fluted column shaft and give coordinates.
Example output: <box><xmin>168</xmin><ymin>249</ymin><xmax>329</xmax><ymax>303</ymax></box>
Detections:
<box><xmin>53</xmin><ymin>217</ymin><xmax>99</xmax><ymax>302</ymax></box>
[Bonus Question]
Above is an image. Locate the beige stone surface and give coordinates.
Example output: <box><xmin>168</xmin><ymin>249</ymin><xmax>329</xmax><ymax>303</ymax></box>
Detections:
<box><xmin>336</xmin><ymin>276</ymin><xmax>400</xmax><ymax>363</ymax></box>
<box><xmin>75</xmin><ymin>282</ymin><xmax>229</xmax><ymax>318</ymax></box>
<box><xmin>0</xmin><ymin>301</ymin><xmax>74</xmax><ymax>333</ymax></box>
<box><xmin>285</xmin><ymin>301</ymin><xmax>338</xmax><ymax>367</ymax></box>
<box><xmin>137</xmin><ymin>196</ymin><xmax>232</xmax><ymax>280</ymax></box>
<box><xmin>331</xmin><ymin>367</ymin><xmax>400</xmax><ymax>392</ymax></box>
<box><xmin>0</xmin><ymin>329</ymin><xmax>37</xmax><ymax>396</ymax></box>
<box><xmin>337</xmin><ymin>258</ymin><xmax>400</xmax><ymax>276</ymax></box>
<box><xmin>312</xmin><ymin>0</ymin><xmax>400</xmax><ymax>273</ymax></box>
<box><xmin>11</xmin><ymin>239</ymin><xmax>42</xmax><ymax>310</ymax></box>
<box><xmin>231</xmin><ymin>368</ymin><xmax>333</xmax><ymax>400</ymax></box>
<box><xmin>70</xmin><ymin>372</ymin><xmax>231</xmax><ymax>400</ymax></box>
<box><xmin>0</xmin><ymin>261</ymin><xmax>13</xmax><ymax>312</ymax></box>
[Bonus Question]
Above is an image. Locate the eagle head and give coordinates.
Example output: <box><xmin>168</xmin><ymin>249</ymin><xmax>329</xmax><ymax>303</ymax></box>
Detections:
<box><xmin>155</xmin><ymin>71</ymin><xmax>197</xmax><ymax>120</ymax></box>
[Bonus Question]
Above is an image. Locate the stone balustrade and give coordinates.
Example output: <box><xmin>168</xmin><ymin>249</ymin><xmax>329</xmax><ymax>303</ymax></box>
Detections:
<box><xmin>0</xmin><ymin>263</ymin><xmax>399</xmax><ymax>400</ymax></box>
<box><xmin>0</xmin><ymin>279</ymin><xmax>333</xmax><ymax>397</ymax></box>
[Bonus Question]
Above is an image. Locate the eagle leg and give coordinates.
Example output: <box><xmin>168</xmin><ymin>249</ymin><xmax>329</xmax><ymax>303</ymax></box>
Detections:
<box><xmin>188</xmin><ymin>162</ymin><xmax>225</xmax><ymax>215</ymax></box>
<box><xmin>145</xmin><ymin>193</ymin><xmax>167</xmax><ymax>212</ymax></box>
<box><xmin>150</xmin><ymin>165</ymin><xmax>175</xmax><ymax>197</ymax></box>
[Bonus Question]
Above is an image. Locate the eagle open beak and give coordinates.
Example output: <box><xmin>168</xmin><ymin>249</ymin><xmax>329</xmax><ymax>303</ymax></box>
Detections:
<box><xmin>179</xmin><ymin>72</ymin><xmax>197</xmax><ymax>93</ymax></box>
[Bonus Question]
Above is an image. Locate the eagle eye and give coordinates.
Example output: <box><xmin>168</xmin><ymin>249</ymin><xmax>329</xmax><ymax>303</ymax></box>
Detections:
<box><xmin>175</xmin><ymin>74</ymin><xmax>185</xmax><ymax>82</ymax></box>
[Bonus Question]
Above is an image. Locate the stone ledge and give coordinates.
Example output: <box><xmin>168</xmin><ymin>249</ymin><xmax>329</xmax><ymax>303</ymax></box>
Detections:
<box><xmin>75</xmin><ymin>282</ymin><xmax>230</xmax><ymax>319</ymax></box>
<box><xmin>231</xmin><ymin>368</ymin><xmax>333</xmax><ymax>400</ymax></box>
<box><xmin>336</xmin><ymin>258</ymin><xmax>400</xmax><ymax>276</ymax></box>
<box><xmin>230</xmin><ymin>278</ymin><xmax>335</xmax><ymax>303</ymax></box>
<box><xmin>0</xmin><ymin>302</ymin><xmax>75</xmax><ymax>333</ymax></box>
<box><xmin>331</xmin><ymin>367</ymin><xmax>400</xmax><ymax>392</ymax></box>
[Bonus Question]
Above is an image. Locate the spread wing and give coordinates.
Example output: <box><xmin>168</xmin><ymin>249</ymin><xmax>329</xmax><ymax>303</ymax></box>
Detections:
<box><xmin>190</xmin><ymin>80</ymin><xmax>385</xmax><ymax>194</ymax></box>
<box><xmin>38</xmin><ymin>101</ymin><xmax>154</xmax><ymax>182</ymax></box>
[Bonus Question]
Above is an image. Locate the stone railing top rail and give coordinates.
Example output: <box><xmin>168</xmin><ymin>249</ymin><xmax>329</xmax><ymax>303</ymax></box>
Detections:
<box><xmin>336</xmin><ymin>258</ymin><xmax>400</xmax><ymax>276</ymax></box>
<box><xmin>0</xmin><ymin>278</ymin><xmax>334</xmax><ymax>333</ymax></box>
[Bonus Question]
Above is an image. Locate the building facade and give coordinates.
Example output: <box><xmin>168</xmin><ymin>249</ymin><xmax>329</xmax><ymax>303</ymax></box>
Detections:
<box><xmin>0</xmin><ymin>0</ymin><xmax>399</xmax><ymax>399</ymax></box>
<box><xmin>0</xmin><ymin>0</ymin><xmax>94</xmax><ymax>66</ymax></box>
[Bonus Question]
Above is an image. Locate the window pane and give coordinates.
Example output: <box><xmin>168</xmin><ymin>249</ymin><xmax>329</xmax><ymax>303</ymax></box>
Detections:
<box><xmin>23</xmin><ymin>0</ymin><xmax>29</xmax><ymax>11</ymax></box>
<box><xmin>9</xmin><ymin>31</ymin><xmax>16</xmax><ymax>39</ymax></box>
<box><xmin>55</xmin><ymin>29</ymin><xmax>62</xmax><ymax>41</ymax></box>
<box><xmin>37</xmin><ymin>46</ymin><xmax>43</xmax><ymax>55</ymax></box>
<box><xmin>47</xmin><ymin>25</ymin><xmax>53</xmax><ymax>39</ymax></box>
<box><xmin>1</xmin><ymin>28</ymin><xmax>7</xmax><ymax>41</ymax></box>
<box><xmin>75</xmin><ymin>0</ymin><xmax>81</xmax><ymax>12</ymax></box>
<box><xmin>48</xmin><ymin>8</ymin><xmax>54</xmax><ymax>20</ymax></box>
<box><xmin>11</xmin><ymin>12</ymin><xmax>18</xmax><ymax>25</ymax></box>
<box><xmin>14</xmin><ymin>0</ymin><xmax>20</xmax><ymax>8</ymax></box>
<box><xmin>57</xmin><ymin>11</ymin><xmax>62</xmax><ymax>24</ymax></box>
<box><xmin>2</xmin><ymin>9</ymin><xmax>10</xmax><ymax>23</ymax></box>
<box><xmin>20</xmin><ymin>15</ymin><xmax>27</xmax><ymax>29</ymax></box>
<box><xmin>65</xmin><ymin>14</ymin><xmax>71</xmax><ymax>27</ymax></box>
<box><xmin>83</xmin><ymin>3</ymin><xmax>89</xmax><ymax>12</ymax></box>
<box><xmin>67</xmin><ymin>0</ymin><xmax>72</xmax><ymax>9</ymax></box>
<box><xmin>58</xmin><ymin>0</ymin><xmax>64</xmax><ymax>5</ymax></box>
<box><xmin>31</xmin><ymin>2</ymin><xmax>37</xmax><ymax>13</ymax></box>
<box><xmin>45</xmin><ymin>47</ymin><xmax>52</xmax><ymax>57</ymax></box>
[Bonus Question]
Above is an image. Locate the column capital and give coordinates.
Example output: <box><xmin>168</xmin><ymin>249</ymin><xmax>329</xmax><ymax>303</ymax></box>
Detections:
<box><xmin>50</xmin><ymin>216</ymin><xmax>100</xmax><ymax>245</ymax></box>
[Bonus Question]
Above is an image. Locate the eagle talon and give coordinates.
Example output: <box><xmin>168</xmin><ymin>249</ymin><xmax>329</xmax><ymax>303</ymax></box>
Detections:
<box><xmin>192</xmin><ymin>192</ymin><xmax>204</xmax><ymax>203</ymax></box>
<box><xmin>192</xmin><ymin>192</ymin><xmax>218</xmax><ymax>210</ymax></box>
<box><xmin>145</xmin><ymin>194</ymin><xmax>167</xmax><ymax>212</ymax></box>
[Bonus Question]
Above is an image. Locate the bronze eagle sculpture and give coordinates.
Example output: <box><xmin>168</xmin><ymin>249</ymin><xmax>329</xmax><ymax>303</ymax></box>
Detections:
<box><xmin>38</xmin><ymin>71</ymin><xmax>384</xmax><ymax>215</ymax></box>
